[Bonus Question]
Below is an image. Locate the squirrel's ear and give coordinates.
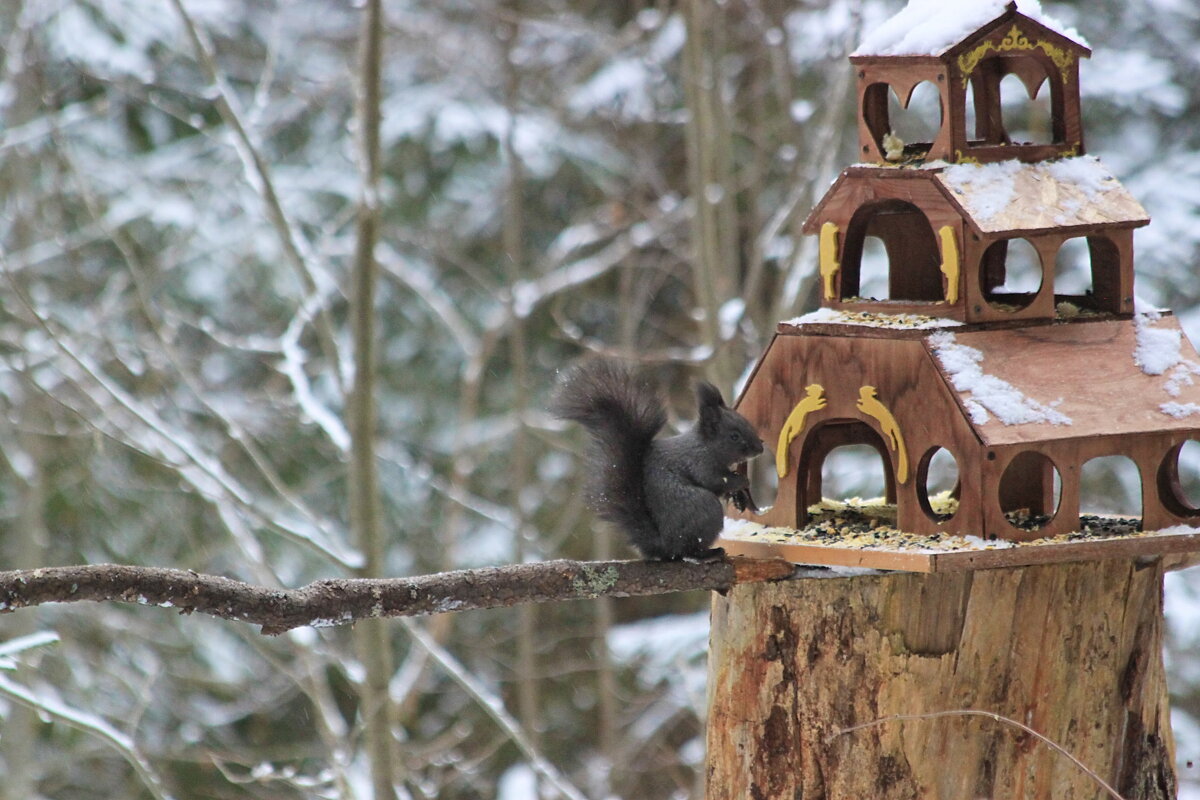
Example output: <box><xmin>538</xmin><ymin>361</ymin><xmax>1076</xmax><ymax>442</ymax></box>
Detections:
<box><xmin>696</xmin><ymin>381</ymin><xmax>726</xmax><ymax>435</ymax></box>
<box><xmin>696</xmin><ymin>381</ymin><xmax>726</xmax><ymax>409</ymax></box>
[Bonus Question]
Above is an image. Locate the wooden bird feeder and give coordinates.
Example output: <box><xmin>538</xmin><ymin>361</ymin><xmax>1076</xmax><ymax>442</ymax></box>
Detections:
<box><xmin>720</xmin><ymin>0</ymin><xmax>1200</xmax><ymax>568</ymax></box>
<box><xmin>707</xmin><ymin>3</ymin><xmax>1190</xmax><ymax>797</ymax></box>
<box><xmin>851</xmin><ymin>0</ymin><xmax>1089</xmax><ymax>165</ymax></box>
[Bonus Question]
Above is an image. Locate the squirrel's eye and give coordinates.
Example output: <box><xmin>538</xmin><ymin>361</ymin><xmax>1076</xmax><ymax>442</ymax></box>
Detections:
<box><xmin>730</xmin><ymin>431</ymin><xmax>742</xmax><ymax>442</ymax></box>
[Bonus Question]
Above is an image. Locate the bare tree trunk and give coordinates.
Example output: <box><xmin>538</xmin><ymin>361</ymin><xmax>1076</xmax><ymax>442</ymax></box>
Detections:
<box><xmin>350</xmin><ymin>2</ymin><xmax>397</xmax><ymax>797</ymax></box>
<box><xmin>1</xmin><ymin>429</ymin><xmax>48</xmax><ymax>800</ymax></box>
<box><xmin>499</xmin><ymin>2</ymin><xmax>543</xmax><ymax>762</ymax></box>
<box><xmin>682</xmin><ymin>0</ymin><xmax>739</xmax><ymax>390</ymax></box>
<box><xmin>707</xmin><ymin>559</ymin><xmax>1176</xmax><ymax>799</ymax></box>
<box><xmin>0</xmin><ymin>7</ymin><xmax>47</xmax><ymax>792</ymax></box>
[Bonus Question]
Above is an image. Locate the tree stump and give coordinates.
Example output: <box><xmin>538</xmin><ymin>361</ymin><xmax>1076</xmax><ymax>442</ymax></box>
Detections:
<box><xmin>706</xmin><ymin>558</ymin><xmax>1176</xmax><ymax>799</ymax></box>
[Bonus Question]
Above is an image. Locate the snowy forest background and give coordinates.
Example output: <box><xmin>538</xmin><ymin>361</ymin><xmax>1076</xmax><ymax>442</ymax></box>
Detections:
<box><xmin>1</xmin><ymin>0</ymin><xmax>1199</xmax><ymax>797</ymax></box>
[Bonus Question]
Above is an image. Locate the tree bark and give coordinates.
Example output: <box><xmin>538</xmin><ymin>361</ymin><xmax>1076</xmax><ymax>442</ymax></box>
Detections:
<box><xmin>707</xmin><ymin>558</ymin><xmax>1176</xmax><ymax>800</ymax></box>
<box><xmin>0</xmin><ymin>557</ymin><xmax>794</xmax><ymax>634</ymax></box>
<box><xmin>351</xmin><ymin>3</ymin><xmax>395</xmax><ymax>795</ymax></box>
<box><xmin>682</xmin><ymin>0</ymin><xmax>739</xmax><ymax>389</ymax></box>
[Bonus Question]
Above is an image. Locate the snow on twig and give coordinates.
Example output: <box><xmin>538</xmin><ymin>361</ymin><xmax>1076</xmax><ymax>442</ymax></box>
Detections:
<box><xmin>0</xmin><ymin>674</ymin><xmax>175</xmax><ymax>800</ymax></box>
<box><xmin>279</xmin><ymin>287</ymin><xmax>353</xmax><ymax>454</ymax></box>
<box><xmin>166</xmin><ymin>0</ymin><xmax>346</xmax><ymax>392</ymax></box>
<box><xmin>1</xmin><ymin>262</ymin><xmax>360</xmax><ymax>568</ymax></box>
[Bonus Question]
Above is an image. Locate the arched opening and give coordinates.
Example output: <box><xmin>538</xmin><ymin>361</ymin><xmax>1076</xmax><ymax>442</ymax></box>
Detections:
<box><xmin>917</xmin><ymin>446</ymin><xmax>960</xmax><ymax>522</ymax></box>
<box><xmin>981</xmin><ymin>237</ymin><xmax>1043</xmax><ymax>311</ymax></box>
<box><xmin>886</xmin><ymin>81</ymin><xmax>942</xmax><ymax>154</ymax></box>
<box><xmin>862</xmin><ymin>81</ymin><xmax>943</xmax><ymax>161</ymax></box>
<box><xmin>999</xmin><ymin>450</ymin><xmax>1062</xmax><ymax>531</ymax></box>
<box><xmin>859</xmin><ymin>236</ymin><xmax>889</xmax><ymax>300</ymax></box>
<box><xmin>1054</xmin><ymin>237</ymin><xmax>1093</xmax><ymax>296</ymax></box>
<box><xmin>964</xmin><ymin>78</ymin><xmax>979</xmax><ymax>143</ymax></box>
<box><xmin>796</xmin><ymin>419</ymin><xmax>895</xmax><ymax>525</ymax></box>
<box><xmin>841</xmin><ymin>200</ymin><xmax>942</xmax><ymax>303</ymax></box>
<box><xmin>1054</xmin><ymin>235</ymin><xmax>1123</xmax><ymax>314</ymax></box>
<box><xmin>821</xmin><ymin>444</ymin><xmax>888</xmax><ymax>501</ymax></box>
<box><xmin>1079</xmin><ymin>455</ymin><xmax>1142</xmax><ymax>527</ymax></box>
<box><xmin>999</xmin><ymin>71</ymin><xmax>1053</xmax><ymax>145</ymax></box>
<box><xmin>1158</xmin><ymin>439</ymin><xmax>1200</xmax><ymax>517</ymax></box>
<box><xmin>969</xmin><ymin>55</ymin><xmax>1060</xmax><ymax>147</ymax></box>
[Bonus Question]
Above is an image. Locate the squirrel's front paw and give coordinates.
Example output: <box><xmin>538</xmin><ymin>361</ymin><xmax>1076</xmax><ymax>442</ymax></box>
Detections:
<box><xmin>728</xmin><ymin>487</ymin><xmax>758</xmax><ymax>513</ymax></box>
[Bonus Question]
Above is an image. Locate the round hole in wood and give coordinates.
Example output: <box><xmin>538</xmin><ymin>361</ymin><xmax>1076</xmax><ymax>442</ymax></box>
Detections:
<box><xmin>916</xmin><ymin>446</ymin><xmax>959</xmax><ymax>522</ymax></box>
<box><xmin>1158</xmin><ymin>440</ymin><xmax>1200</xmax><ymax>517</ymax></box>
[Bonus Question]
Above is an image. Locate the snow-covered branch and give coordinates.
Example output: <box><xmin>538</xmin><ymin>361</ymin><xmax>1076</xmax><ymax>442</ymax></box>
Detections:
<box><xmin>0</xmin><ymin>557</ymin><xmax>796</xmax><ymax>635</ymax></box>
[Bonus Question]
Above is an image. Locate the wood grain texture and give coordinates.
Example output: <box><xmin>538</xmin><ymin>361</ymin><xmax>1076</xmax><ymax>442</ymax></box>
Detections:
<box><xmin>707</xmin><ymin>559</ymin><xmax>1175</xmax><ymax>799</ymax></box>
<box><xmin>937</xmin><ymin>318</ymin><xmax>1200</xmax><ymax>444</ymax></box>
<box><xmin>731</xmin><ymin>332</ymin><xmax>984</xmax><ymax>537</ymax></box>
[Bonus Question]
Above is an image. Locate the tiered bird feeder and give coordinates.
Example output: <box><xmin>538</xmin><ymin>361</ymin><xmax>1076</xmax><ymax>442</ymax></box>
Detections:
<box><xmin>706</xmin><ymin>3</ymin><xmax>1190</xmax><ymax>797</ymax></box>
<box><xmin>720</xmin><ymin>0</ymin><xmax>1200</xmax><ymax>571</ymax></box>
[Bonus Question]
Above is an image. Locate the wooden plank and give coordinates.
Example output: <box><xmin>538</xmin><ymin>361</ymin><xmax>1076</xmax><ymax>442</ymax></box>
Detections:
<box><xmin>719</xmin><ymin>524</ymin><xmax>1200</xmax><ymax>574</ymax></box>
<box><xmin>777</xmin><ymin>310</ymin><xmax>1131</xmax><ymax>338</ymax></box>
<box><xmin>716</xmin><ymin>535</ymin><xmax>940</xmax><ymax>573</ymax></box>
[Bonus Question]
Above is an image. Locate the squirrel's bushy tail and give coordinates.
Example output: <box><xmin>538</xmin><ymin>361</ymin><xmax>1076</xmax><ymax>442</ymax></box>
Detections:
<box><xmin>551</xmin><ymin>358</ymin><xmax>665</xmax><ymax>545</ymax></box>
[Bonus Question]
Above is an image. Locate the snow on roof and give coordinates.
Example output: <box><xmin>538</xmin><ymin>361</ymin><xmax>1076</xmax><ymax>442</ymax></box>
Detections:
<box><xmin>936</xmin><ymin>156</ymin><xmax>1148</xmax><ymax>233</ymax></box>
<box><xmin>927</xmin><ymin>331</ymin><xmax>1071</xmax><ymax>427</ymax></box>
<box><xmin>927</xmin><ymin>318</ymin><xmax>1200</xmax><ymax>444</ymax></box>
<box><xmin>853</xmin><ymin>0</ymin><xmax>1087</xmax><ymax>58</ymax></box>
<box><xmin>1133</xmin><ymin>309</ymin><xmax>1200</xmax><ymax>419</ymax></box>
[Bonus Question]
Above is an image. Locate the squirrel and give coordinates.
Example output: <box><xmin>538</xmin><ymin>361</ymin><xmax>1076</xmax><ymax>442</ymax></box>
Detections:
<box><xmin>551</xmin><ymin>357</ymin><xmax>764</xmax><ymax>560</ymax></box>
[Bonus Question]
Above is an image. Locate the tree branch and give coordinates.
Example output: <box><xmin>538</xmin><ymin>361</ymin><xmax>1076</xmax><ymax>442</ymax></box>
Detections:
<box><xmin>0</xmin><ymin>557</ymin><xmax>796</xmax><ymax>636</ymax></box>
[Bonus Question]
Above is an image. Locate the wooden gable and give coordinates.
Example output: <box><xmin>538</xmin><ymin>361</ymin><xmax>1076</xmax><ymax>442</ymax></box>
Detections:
<box><xmin>851</xmin><ymin>1</ymin><xmax>1091</xmax><ymax>164</ymax></box>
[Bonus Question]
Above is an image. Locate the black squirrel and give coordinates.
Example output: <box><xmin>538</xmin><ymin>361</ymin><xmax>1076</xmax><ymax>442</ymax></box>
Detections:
<box><xmin>551</xmin><ymin>358</ymin><xmax>764</xmax><ymax>560</ymax></box>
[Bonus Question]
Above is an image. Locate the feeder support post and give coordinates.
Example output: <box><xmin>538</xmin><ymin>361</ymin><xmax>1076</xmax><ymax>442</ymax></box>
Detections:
<box><xmin>706</xmin><ymin>559</ymin><xmax>1176</xmax><ymax>799</ymax></box>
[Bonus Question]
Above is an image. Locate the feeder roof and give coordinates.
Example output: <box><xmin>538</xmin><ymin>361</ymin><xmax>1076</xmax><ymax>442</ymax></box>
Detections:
<box><xmin>936</xmin><ymin>156</ymin><xmax>1149</xmax><ymax>234</ymax></box>
<box><xmin>925</xmin><ymin>315</ymin><xmax>1200</xmax><ymax>446</ymax></box>
<box><xmin>853</xmin><ymin>0</ymin><xmax>1088</xmax><ymax>58</ymax></box>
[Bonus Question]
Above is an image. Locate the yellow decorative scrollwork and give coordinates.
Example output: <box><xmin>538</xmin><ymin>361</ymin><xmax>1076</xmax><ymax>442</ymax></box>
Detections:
<box><xmin>776</xmin><ymin>384</ymin><xmax>827</xmax><ymax>479</ymax></box>
<box><xmin>957</xmin><ymin>24</ymin><xmax>1076</xmax><ymax>82</ymax></box>
<box><xmin>938</xmin><ymin>225</ymin><xmax>960</xmax><ymax>305</ymax></box>
<box><xmin>819</xmin><ymin>222</ymin><xmax>840</xmax><ymax>301</ymax></box>
<box><xmin>856</xmin><ymin>386</ymin><xmax>909</xmax><ymax>484</ymax></box>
